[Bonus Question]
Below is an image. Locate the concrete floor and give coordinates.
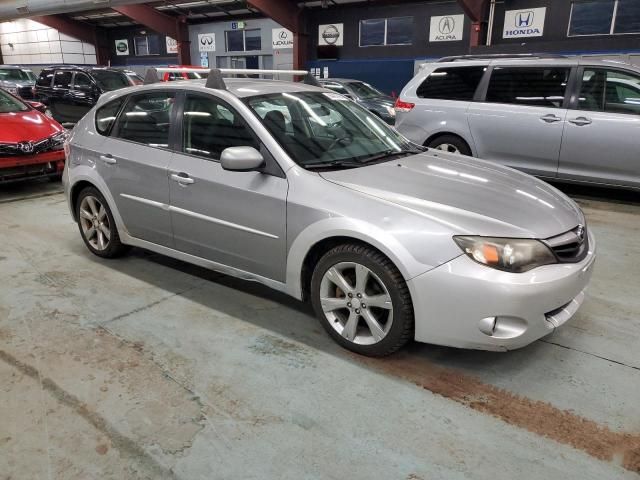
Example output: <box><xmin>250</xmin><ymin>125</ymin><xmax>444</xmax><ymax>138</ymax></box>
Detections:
<box><xmin>0</xmin><ymin>179</ymin><xmax>639</xmax><ymax>480</ymax></box>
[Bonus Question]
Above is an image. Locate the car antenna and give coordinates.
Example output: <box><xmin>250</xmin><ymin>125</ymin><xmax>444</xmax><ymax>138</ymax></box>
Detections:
<box><xmin>143</xmin><ymin>68</ymin><xmax>160</xmax><ymax>84</ymax></box>
<box><xmin>303</xmin><ymin>73</ymin><xmax>321</xmax><ymax>87</ymax></box>
<box><xmin>205</xmin><ymin>69</ymin><xmax>227</xmax><ymax>90</ymax></box>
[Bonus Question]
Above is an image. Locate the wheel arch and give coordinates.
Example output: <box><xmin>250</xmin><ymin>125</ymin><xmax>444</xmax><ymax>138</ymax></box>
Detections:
<box><xmin>424</xmin><ymin>132</ymin><xmax>473</xmax><ymax>155</ymax></box>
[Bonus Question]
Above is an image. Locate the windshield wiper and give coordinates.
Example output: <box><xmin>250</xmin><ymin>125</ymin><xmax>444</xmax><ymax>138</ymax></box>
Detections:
<box><xmin>357</xmin><ymin>149</ymin><xmax>417</xmax><ymax>164</ymax></box>
<box><xmin>302</xmin><ymin>160</ymin><xmax>363</xmax><ymax>170</ymax></box>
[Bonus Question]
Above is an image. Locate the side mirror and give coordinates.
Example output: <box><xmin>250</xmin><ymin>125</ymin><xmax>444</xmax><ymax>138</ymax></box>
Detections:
<box><xmin>220</xmin><ymin>146</ymin><xmax>265</xmax><ymax>172</ymax></box>
<box><xmin>26</xmin><ymin>101</ymin><xmax>46</xmax><ymax>113</ymax></box>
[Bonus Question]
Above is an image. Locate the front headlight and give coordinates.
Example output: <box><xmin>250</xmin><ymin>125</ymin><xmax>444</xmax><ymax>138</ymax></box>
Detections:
<box><xmin>50</xmin><ymin>131</ymin><xmax>69</xmax><ymax>151</ymax></box>
<box><xmin>453</xmin><ymin>236</ymin><xmax>556</xmax><ymax>273</ymax></box>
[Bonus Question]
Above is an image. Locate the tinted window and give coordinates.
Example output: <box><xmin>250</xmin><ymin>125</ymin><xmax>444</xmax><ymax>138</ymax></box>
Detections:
<box><xmin>417</xmin><ymin>66</ymin><xmax>485</xmax><ymax>101</ymax></box>
<box><xmin>95</xmin><ymin>98</ymin><xmax>124</xmax><ymax>136</ymax></box>
<box><xmin>245</xmin><ymin>29</ymin><xmax>261</xmax><ymax>50</ymax></box>
<box><xmin>113</xmin><ymin>92</ymin><xmax>175</xmax><ymax>147</ymax></box>
<box><xmin>386</xmin><ymin>17</ymin><xmax>413</xmax><ymax>45</ymax></box>
<box><xmin>360</xmin><ymin>19</ymin><xmax>385</xmax><ymax>46</ymax></box>
<box><xmin>182</xmin><ymin>95</ymin><xmax>258</xmax><ymax>160</ymax></box>
<box><xmin>226</xmin><ymin>30</ymin><xmax>244</xmax><ymax>52</ymax></box>
<box><xmin>578</xmin><ymin>68</ymin><xmax>640</xmax><ymax>115</ymax></box>
<box><xmin>360</xmin><ymin>17</ymin><xmax>413</xmax><ymax>46</ymax></box>
<box><xmin>486</xmin><ymin>67</ymin><xmax>570</xmax><ymax>108</ymax></box>
<box><xmin>615</xmin><ymin>0</ymin><xmax>640</xmax><ymax>33</ymax></box>
<box><xmin>53</xmin><ymin>71</ymin><xmax>72</xmax><ymax>89</ymax></box>
<box><xmin>569</xmin><ymin>0</ymin><xmax>615</xmax><ymax>36</ymax></box>
<box><xmin>92</xmin><ymin>70</ymin><xmax>129</xmax><ymax>91</ymax></box>
<box><xmin>348</xmin><ymin>81</ymin><xmax>385</xmax><ymax>99</ymax></box>
<box><xmin>73</xmin><ymin>72</ymin><xmax>92</xmax><ymax>88</ymax></box>
<box><xmin>36</xmin><ymin>70</ymin><xmax>54</xmax><ymax>87</ymax></box>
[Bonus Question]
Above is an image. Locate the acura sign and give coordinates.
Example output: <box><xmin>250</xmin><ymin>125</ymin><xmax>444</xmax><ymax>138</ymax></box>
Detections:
<box><xmin>503</xmin><ymin>7</ymin><xmax>546</xmax><ymax>38</ymax></box>
<box><xmin>318</xmin><ymin>23</ymin><xmax>343</xmax><ymax>46</ymax></box>
<box><xmin>429</xmin><ymin>14</ymin><xmax>464</xmax><ymax>42</ymax></box>
<box><xmin>198</xmin><ymin>33</ymin><xmax>216</xmax><ymax>52</ymax></box>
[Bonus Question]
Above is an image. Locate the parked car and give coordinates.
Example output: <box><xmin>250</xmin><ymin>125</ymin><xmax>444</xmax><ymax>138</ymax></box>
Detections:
<box><xmin>395</xmin><ymin>55</ymin><xmax>640</xmax><ymax>190</ymax></box>
<box><xmin>0</xmin><ymin>65</ymin><xmax>37</xmax><ymax>100</ymax></box>
<box><xmin>162</xmin><ymin>65</ymin><xmax>209</xmax><ymax>81</ymax></box>
<box><xmin>63</xmin><ymin>69</ymin><xmax>595</xmax><ymax>357</ymax></box>
<box><xmin>319</xmin><ymin>78</ymin><xmax>396</xmax><ymax>124</ymax></box>
<box><xmin>122</xmin><ymin>70</ymin><xmax>144</xmax><ymax>86</ymax></box>
<box><xmin>0</xmin><ymin>88</ymin><xmax>66</xmax><ymax>183</ymax></box>
<box><xmin>34</xmin><ymin>66</ymin><xmax>130</xmax><ymax>124</ymax></box>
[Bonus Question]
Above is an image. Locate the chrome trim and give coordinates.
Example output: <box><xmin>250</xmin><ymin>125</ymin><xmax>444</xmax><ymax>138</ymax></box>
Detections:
<box><xmin>120</xmin><ymin>193</ymin><xmax>170</xmax><ymax>211</ymax></box>
<box><xmin>169</xmin><ymin>205</ymin><xmax>279</xmax><ymax>239</ymax></box>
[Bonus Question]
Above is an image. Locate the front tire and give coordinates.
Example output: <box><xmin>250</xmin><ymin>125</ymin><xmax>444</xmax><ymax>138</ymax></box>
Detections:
<box><xmin>75</xmin><ymin>186</ymin><xmax>128</xmax><ymax>258</ymax></box>
<box><xmin>310</xmin><ymin>244</ymin><xmax>414</xmax><ymax>356</ymax></box>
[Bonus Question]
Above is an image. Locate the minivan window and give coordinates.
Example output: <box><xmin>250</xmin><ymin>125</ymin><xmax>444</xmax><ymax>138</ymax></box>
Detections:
<box><xmin>578</xmin><ymin>68</ymin><xmax>640</xmax><ymax>115</ymax></box>
<box><xmin>486</xmin><ymin>67</ymin><xmax>570</xmax><ymax>108</ymax></box>
<box><xmin>53</xmin><ymin>71</ymin><xmax>72</xmax><ymax>89</ymax></box>
<box><xmin>113</xmin><ymin>92</ymin><xmax>175</xmax><ymax>147</ymax></box>
<box><xmin>95</xmin><ymin>98</ymin><xmax>125</xmax><ymax>136</ymax></box>
<box><xmin>36</xmin><ymin>70</ymin><xmax>54</xmax><ymax>87</ymax></box>
<box><xmin>91</xmin><ymin>70</ymin><xmax>130</xmax><ymax>92</ymax></box>
<box><xmin>416</xmin><ymin>66</ymin><xmax>485</xmax><ymax>101</ymax></box>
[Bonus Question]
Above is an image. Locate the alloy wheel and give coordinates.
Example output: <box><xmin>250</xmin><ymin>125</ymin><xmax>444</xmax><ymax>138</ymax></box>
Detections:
<box><xmin>319</xmin><ymin>262</ymin><xmax>394</xmax><ymax>345</ymax></box>
<box><xmin>79</xmin><ymin>195</ymin><xmax>111</xmax><ymax>251</ymax></box>
<box><xmin>435</xmin><ymin>143</ymin><xmax>460</xmax><ymax>154</ymax></box>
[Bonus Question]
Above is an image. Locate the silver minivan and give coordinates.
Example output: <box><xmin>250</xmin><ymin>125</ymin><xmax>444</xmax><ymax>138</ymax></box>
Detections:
<box><xmin>395</xmin><ymin>55</ymin><xmax>640</xmax><ymax>190</ymax></box>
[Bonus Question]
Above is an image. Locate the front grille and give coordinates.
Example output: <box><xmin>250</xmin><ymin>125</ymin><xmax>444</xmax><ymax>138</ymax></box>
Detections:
<box><xmin>0</xmin><ymin>162</ymin><xmax>56</xmax><ymax>182</ymax></box>
<box><xmin>0</xmin><ymin>136</ymin><xmax>60</xmax><ymax>157</ymax></box>
<box><xmin>544</xmin><ymin>225</ymin><xmax>589</xmax><ymax>263</ymax></box>
<box><xmin>18</xmin><ymin>86</ymin><xmax>34</xmax><ymax>99</ymax></box>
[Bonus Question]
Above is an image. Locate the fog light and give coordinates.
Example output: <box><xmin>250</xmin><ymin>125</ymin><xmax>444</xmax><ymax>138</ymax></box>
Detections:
<box><xmin>478</xmin><ymin>316</ymin><xmax>528</xmax><ymax>339</ymax></box>
<box><xmin>478</xmin><ymin>316</ymin><xmax>497</xmax><ymax>335</ymax></box>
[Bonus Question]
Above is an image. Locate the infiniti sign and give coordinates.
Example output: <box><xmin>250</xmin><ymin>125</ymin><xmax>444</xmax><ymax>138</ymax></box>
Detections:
<box><xmin>503</xmin><ymin>7</ymin><xmax>546</xmax><ymax>38</ymax></box>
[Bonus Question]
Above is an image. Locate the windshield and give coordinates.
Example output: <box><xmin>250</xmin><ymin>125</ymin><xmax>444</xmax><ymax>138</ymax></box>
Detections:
<box><xmin>0</xmin><ymin>89</ymin><xmax>28</xmax><ymax>113</ymax></box>
<box><xmin>92</xmin><ymin>70</ymin><xmax>130</xmax><ymax>91</ymax></box>
<box><xmin>0</xmin><ymin>68</ymin><xmax>35</xmax><ymax>83</ymax></box>
<box><xmin>347</xmin><ymin>81</ymin><xmax>385</xmax><ymax>99</ymax></box>
<box><xmin>246</xmin><ymin>91</ymin><xmax>420</xmax><ymax>168</ymax></box>
<box><xmin>126</xmin><ymin>72</ymin><xmax>144</xmax><ymax>85</ymax></box>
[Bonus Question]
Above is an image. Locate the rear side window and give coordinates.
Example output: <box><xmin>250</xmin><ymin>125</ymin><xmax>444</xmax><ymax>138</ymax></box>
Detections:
<box><xmin>578</xmin><ymin>68</ymin><xmax>640</xmax><ymax>115</ymax></box>
<box><xmin>416</xmin><ymin>66</ymin><xmax>485</xmax><ymax>101</ymax></box>
<box><xmin>36</xmin><ymin>70</ymin><xmax>54</xmax><ymax>87</ymax></box>
<box><xmin>53</xmin><ymin>71</ymin><xmax>72</xmax><ymax>89</ymax></box>
<box><xmin>95</xmin><ymin>98</ymin><xmax>125</xmax><ymax>136</ymax></box>
<box><xmin>113</xmin><ymin>92</ymin><xmax>176</xmax><ymax>147</ymax></box>
<box><xmin>486</xmin><ymin>67</ymin><xmax>570</xmax><ymax>108</ymax></box>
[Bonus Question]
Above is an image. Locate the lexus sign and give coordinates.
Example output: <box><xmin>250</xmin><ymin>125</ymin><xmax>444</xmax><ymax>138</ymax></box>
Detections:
<box><xmin>429</xmin><ymin>14</ymin><xmax>464</xmax><ymax>42</ymax></box>
<box><xmin>272</xmin><ymin>28</ymin><xmax>293</xmax><ymax>49</ymax></box>
<box><xmin>198</xmin><ymin>33</ymin><xmax>216</xmax><ymax>52</ymax></box>
<box><xmin>318</xmin><ymin>23</ymin><xmax>343</xmax><ymax>46</ymax></box>
<box><xmin>503</xmin><ymin>7</ymin><xmax>546</xmax><ymax>38</ymax></box>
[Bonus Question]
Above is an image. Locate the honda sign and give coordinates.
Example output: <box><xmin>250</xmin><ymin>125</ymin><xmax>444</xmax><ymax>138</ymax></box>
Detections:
<box><xmin>503</xmin><ymin>7</ymin><xmax>546</xmax><ymax>38</ymax></box>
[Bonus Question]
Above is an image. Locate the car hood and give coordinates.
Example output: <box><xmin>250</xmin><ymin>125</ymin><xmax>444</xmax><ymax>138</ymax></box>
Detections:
<box><xmin>0</xmin><ymin>110</ymin><xmax>63</xmax><ymax>143</ymax></box>
<box><xmin>319</xmin><ymin>152</ymin><xmax>583</xmax><ymax>238</ymax></box>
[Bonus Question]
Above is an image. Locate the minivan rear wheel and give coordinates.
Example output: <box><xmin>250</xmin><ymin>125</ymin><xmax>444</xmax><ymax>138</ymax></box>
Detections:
<box><xmin>427</xmin><ymin>135</ymin><xmax>471</xmax><ymax>156</ymax></box>
<box><xmin>310</xmin><ymin>243</ymin><xmax>414</xmax><ymax>356</ymax></box>
<box><xmin>76</xmin><ymin>186</ymin><xmax>128</xmax><ymax>258</ymax></box>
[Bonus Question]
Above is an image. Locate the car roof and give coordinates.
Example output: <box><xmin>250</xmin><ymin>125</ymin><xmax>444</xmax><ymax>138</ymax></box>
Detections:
<box><xmin>420</xmin><ymin>56</ymin><xmax>640</xmax><ymax>72</ymax></box>
<box><xmin>319</xmin><ymin>78</ymin><xmax>365</xmax><ymax>84</ymax></box>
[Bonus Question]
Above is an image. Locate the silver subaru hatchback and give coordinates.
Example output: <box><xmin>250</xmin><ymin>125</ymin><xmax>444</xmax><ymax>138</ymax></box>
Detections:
<box><xmin>63</xmin><ymin>68</ymin><xmax>596</xmax><ymax>356</ymax></box>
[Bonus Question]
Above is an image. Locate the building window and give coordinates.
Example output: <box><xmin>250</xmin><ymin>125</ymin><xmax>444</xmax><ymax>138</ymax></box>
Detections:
<box><xmin>225</xmin><ymin>29</ymin><xmax>262</xmax><ymax>52</ymax></box>
<box><xmin>359</xmin><ymin>17</ymin><xmax>413</xmax><ymax>46</ymax></box>
<box><xmin>569</xmin><ymin>0</ymin><xmax>640</xmax><ymax>36</ymax></box>
<box><xmin>134</xmin><ymin>35</ymin><xmax>160</xmax><ymax>56</ymax></box>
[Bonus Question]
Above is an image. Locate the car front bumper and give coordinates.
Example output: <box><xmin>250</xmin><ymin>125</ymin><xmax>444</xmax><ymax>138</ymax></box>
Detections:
<box><xmin>408</xmin><ymin>230</ymin><xmax>596</xmax><ymax>351</ymax></box>
<box><xmin>0</xmin><ymin>150</ymin><xmax>65</xmax><ymax>183</ymax></box>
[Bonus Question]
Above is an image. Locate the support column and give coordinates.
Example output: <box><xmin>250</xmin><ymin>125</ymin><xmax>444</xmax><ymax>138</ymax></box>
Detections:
<box><xmin>32</xmin><ymin>15</ymin><xmax>109</xmax><ymax>64</ymax></box>
<box><xmin>457</xmin><ymin>0</ymin><xmax>491</xmax><ymax>48</ymax></box>
<box><xmin>113</xmin><ymin>4</ymin><xmax>191</xmax><ymax>64</ymax></box>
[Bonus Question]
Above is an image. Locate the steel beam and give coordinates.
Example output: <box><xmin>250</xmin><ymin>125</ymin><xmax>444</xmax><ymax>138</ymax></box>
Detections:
<box><xmin>32</xmin><ymin>15</ymin><xmax>109</xmax><ymax>65</ymax></box>
<box><xmin>112</xmin><ymin>4</ymin><xmax>190</xmax><ymax>64</ymax></box>
<box><xmin>457</xmin><ymin>0</ymin><xmax>490</xmax><ymax>47</ymax></box>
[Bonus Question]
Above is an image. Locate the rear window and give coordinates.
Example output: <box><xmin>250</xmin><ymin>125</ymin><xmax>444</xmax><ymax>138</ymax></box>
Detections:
<box><xmin>91</xmin><ymin>70</ymin><xmax>130</xmax><ymax>92</ymax></box>
<box><xmin>486</xmin><ymin>67</ymin><xmax>570</xmax><ymax>108</ymax></box>
<box><xmin>416</xmin><ymin>66</ymin><xmax>485</xmax><ymax>101</ymax></box>
<box><xmin>36</xmin><ymin>69</ymin><xmax>54</xmax><ymax>87</ymax></box>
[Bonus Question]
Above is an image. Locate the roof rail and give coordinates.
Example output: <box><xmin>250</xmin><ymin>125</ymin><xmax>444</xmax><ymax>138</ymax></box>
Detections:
<box><xmin>436</xmin><ymin>53</ymin><xmax>568</xmax><ymax>62</ymax></box>
<box><xmin>143</xmin><ymin>67</ymin><xmax>318</xmax><ymax>89</ymax></box>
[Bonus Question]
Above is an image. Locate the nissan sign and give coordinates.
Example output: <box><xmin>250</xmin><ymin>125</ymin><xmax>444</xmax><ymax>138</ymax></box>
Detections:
<box><xmin>318</xmin><ymin>23</ymin><xmax>343</xmax><ymax>46</ymax></box>
<box><xmin>198</xmin><ymin>33</ymin><xmax>216</xmax><ymax>52</ymax></box>
<box><xmin>503</xmin><ymin>7</ymin><xmax>546</xmax><ymax>38</ymax></box>
<box><xmin>272</xmin><ymin>28</ymin><xmax>293</xmax><ymax>49</ymax></box>
<box><xmin>429</xmin><ymin>14</ymin><xmax>464</xmax><ymax>42</ymax></box>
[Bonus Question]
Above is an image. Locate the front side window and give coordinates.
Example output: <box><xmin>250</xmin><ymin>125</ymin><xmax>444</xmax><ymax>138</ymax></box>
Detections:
<box><xmin>0</xmin><ymin>89</ymin><xmax>28</xmax><ymax>113</ymax></box>
<box><xmin>246</xmin><ymin>92</ymin><xmax>421</xmax><ymax>168</ymax></box>
<box><xmin>95</xmin><ymin>98</ymin><xmax>125</xmax><ymax>136</ymax></box>
<box><xmin>569</xmin><ymin>0</ymin><xmax>640</xmax><ymax>36</ymax></box>
<box><xmin>113</xmin><ymin>92</ymin><xmax>175</xmax><ymax>147</ymax></box>
<box><xmin>486</xmin><ymin>67</ymin><xmax>570</xmax><ymax>108</ymax></box>
<box><xmin>417</xmin><ymin>66</ymin><xmax>485</xmax><ymax>101</ymax></box>
<box><xmin>182</xmin><ymin>94</ymin><xmax>258</xmax><ymax>160</ymax></box>
<box><xmin>53</xmin><ymin>71</ymin><xmax>72</xmax><ymax>89</ymax></box>
<box><xmin>578</xmin><ymin>68</ymin><xmax>640</xmax><ymax>115</ymax></box>
<box><xmin>91</xmin><ymin>70</ymin><xmax>130</xmax><ymax>92</ymax></box>
<box><xmin>360</xmin><ymin>17</ymin><xmax>413</xmax><ymax>46</ymax></box>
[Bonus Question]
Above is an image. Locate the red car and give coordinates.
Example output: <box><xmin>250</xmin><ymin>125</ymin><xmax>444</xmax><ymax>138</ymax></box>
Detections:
<box><xmin>0</xmin><ymin>88</ymin><xmax>67</xmax><ymax>183</ymax></box>
<box><xmin>162</xmin><ymin>65</ymin><xmax>209</xmax><ymax>81</ymax></box>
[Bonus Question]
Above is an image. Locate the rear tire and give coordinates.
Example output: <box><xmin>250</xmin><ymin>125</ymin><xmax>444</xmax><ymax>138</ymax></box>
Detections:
<box><xmin>427</xmin><ymin>135</ymin><xmax>471</xmax><ymax>156</ymax></box>
<box><xmin>75</xmin><ymin>186</ymin><xmax>128</xmax><ymax>258</ymax></box>
<box><xmin>310</xmin><ymin>243</ymin><xmax>414</xmax><ymax>357</ymax></box>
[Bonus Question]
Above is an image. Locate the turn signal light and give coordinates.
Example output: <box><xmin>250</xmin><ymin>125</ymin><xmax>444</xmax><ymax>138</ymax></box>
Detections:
<box><xmin>394</xmin><ymin>98</ymin><xmax>415</xmax><ymax>113</ymax></box>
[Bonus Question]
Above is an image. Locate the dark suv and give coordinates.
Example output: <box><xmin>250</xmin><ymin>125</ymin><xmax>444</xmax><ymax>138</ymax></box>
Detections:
<box><xmin>35</xmin><ymin>66</ymin><xmax>131</xmax><ymax>124</ymax></box>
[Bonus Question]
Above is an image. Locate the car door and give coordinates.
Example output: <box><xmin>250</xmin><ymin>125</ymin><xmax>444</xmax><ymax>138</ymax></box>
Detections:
<box><xmin>68</xmin><ymin>72</ymin><xmax>97</xmax><ymax>122</ymax></box>
<box><xmin>50</xmin><ymin>70</ymin><xmax>74</xmax><ymax>123</ymax></box>
<box><xmin>558</xmin><ymin>67</ymin><xmax>640</xmax><ymax>188</ymax></box>
<box><xmin>168</xmin><ymin>92</ymin><xmax>288</xmax><ymax>281</ymax></box>
<box><xmin>467</xmin><ymin>65</ymin><xmax>573</xmax><ymax>177</ymax></box>
<box><xmin>96</xmin><ymin>91</ymin><xmax>176</xmax><ymax>247</ymax></box>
